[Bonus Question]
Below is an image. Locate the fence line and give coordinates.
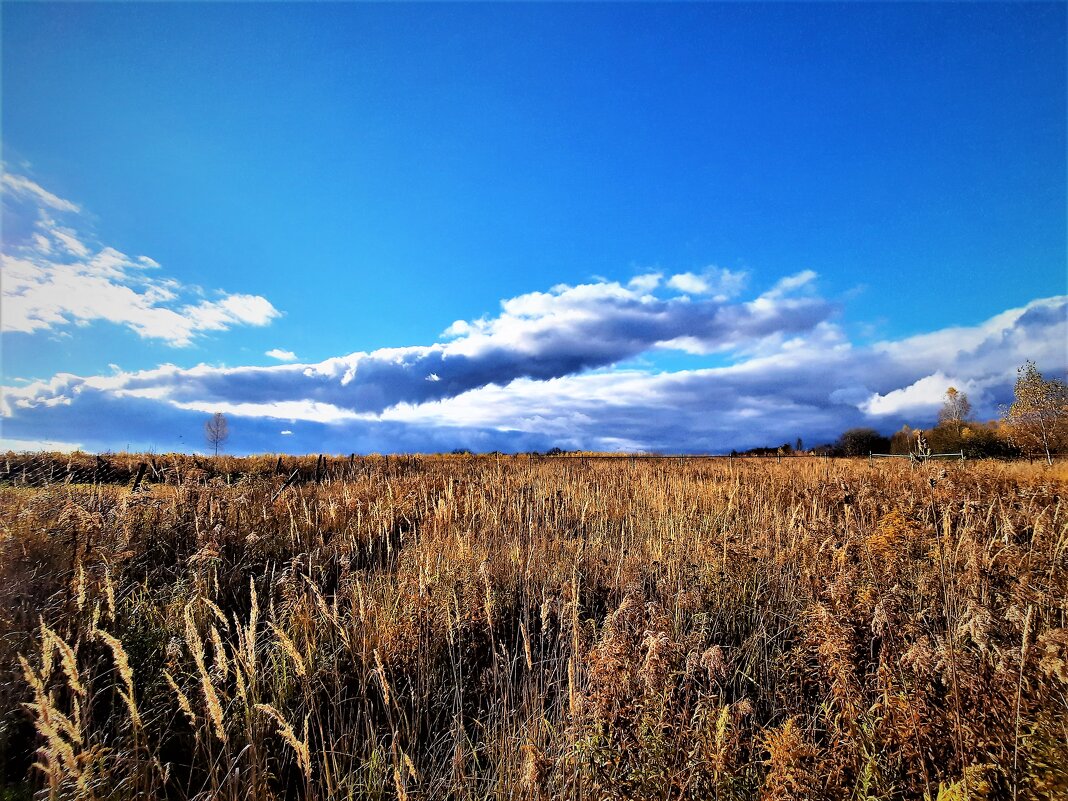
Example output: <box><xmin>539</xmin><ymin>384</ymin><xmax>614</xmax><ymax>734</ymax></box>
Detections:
<box><xmin>870</xmin><ymin>450</ymin><xmax>965</xmax><ymax>466</ymax></box>
<box><xmin>2</xmin><ymin>448</ymin><xmax>977</xmax><ymax>491</ymax></box>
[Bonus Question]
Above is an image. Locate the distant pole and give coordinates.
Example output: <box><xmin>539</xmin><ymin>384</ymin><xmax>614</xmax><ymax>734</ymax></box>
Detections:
<box><xmin>869</xmin><ymin>452</ymin><xmax>873</xmax><ymax>468</ymax></box>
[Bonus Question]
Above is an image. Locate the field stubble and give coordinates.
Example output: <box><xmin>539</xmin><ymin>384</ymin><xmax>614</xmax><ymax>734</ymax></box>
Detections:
<box><xmin>0</xmin><ymin>455</ymin><xmax>1065</xmax><ymax>800</ymax></box>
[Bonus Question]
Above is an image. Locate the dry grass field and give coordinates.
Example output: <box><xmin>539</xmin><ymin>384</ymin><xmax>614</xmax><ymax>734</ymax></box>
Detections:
<box><xmin>0</xmin><ymin>454</ymin><xmax>1065</xmax><ymax>800</ymax></box>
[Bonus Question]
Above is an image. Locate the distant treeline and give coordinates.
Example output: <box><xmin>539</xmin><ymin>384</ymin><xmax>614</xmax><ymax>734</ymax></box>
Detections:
<box><xmin>747</xmin><ymin>361</ymin><xmax>1066</xmax><ymax>462</ymax></box>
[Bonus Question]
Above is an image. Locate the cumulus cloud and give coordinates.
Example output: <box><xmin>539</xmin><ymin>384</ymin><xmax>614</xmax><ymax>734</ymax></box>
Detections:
<box><xmin>1</xmin><ymin>172</ymin><xmax>280</xmax><ymax>345</ymax></box>
<box><xmin>374</xmin><ymin>296</ymin><xmax>1066</xmax><ymax>450</ymax></box>
<box><xmin>266</xmin><ymin>348</ymin><xmax>298</xmax><ymax>362</ymax></box>
<box><xmin>628</xmin><ymin>273</ymin><xmax>662</xmax><ymax>292</ymax></box>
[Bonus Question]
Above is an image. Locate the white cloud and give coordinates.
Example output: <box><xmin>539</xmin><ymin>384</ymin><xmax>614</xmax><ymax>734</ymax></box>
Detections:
<box><xmin>266</xmin><ymin>348</ymin><xmax>298</xmax><ymax>362</ymax></box>
<box><xmin>2</xmin><ymin>173</ymin><xmax>80</xmax><ymax>213</ymax></box>
<box><xmin>762</xmin><ymin>269</ymin><xmax>818</xmax><ymax>299</ymax></box>
<box><xmin>280</xmin><ymin>430</ymin><xmax>293</xmax><ymax>435</ymax></box>
<box><xmin>170</xmin><ymin>399</ymin><xmax>360</xmax><ymax>424</ymax></box>
<box><xmin>185</xmin><ymin>294</ymin><xmax>280</xmax><ymax>332</ymax></box>
<box><xmin>0</xmin><ymin>436</ymin><xmax>84</xmax><ymax>453</ymax></box>
<box><xmin>861</xmin><ymin>372</ymin><xmax>961</xmax><ymax>416</ymax></box>
<box><xmin>665</xmin><ymin>266</ymin><xmax>748</xmax><ymax>300</ymax></box>
<box><xmin>52</xmin><ymin>230</ymin><xmax>90</xmax><ymax>258</ymax></box>
<box><xmin>1</xmin><ymin>172</ymin><xmax>280</xmax><ymax>345</ymax></box>
<box><xmin>667</xmin><ymin>272</ymin><xmax>710</xmax><ymax>294</ymax></box>
<box><xmin>628</xmin><ymin>272</ymin><xmax>662</xmax><ymax>292</ymax></box>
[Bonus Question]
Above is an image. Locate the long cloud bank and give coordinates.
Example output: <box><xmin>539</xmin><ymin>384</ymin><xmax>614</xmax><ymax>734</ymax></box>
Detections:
<box><xmin>3</xmin><ymin>276</ymin><xmax>1065</xmax><ymax>453</ymax></box>
<box><xmin>3</xmin><ymin>271</ymin><xmax>832</xmax><ymax>416</ymax></box>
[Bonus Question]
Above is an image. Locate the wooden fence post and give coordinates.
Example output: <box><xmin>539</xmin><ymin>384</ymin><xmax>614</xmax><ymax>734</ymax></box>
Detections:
<box><xmin>271</xmin><ymin>468</ymin><xmax>302</xmax><ymax>502</ymax></box>
<box><xmin>132</xmin><ymin>462</ymin><xmax>147</xmax><ymax>492</ymax></box>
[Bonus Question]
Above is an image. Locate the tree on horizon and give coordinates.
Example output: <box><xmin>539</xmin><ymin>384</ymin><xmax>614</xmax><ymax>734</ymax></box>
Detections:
<box><xmin>204</xmin><ymin>412</ymin><xmax>229</xmax><ymax>457</ymax></box>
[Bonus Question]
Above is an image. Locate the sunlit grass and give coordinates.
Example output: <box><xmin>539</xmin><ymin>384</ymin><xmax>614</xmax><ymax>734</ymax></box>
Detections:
<box><xmin>0</xmin><ymin>455</ymin><xmax>1065</xmax><ymax>799</ymax></box>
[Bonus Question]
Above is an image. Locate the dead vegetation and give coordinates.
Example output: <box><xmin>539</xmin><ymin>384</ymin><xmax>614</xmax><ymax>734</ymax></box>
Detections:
<box><xmin>0</xmin><ymin>455</ymin><xmax>1065</xmax><ymax>800</ymax></box>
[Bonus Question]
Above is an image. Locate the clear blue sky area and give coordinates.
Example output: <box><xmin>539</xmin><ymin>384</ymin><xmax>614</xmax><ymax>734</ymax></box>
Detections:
<box><xmin>2</xmin><ymin>2</ymin><xmax>1065</xmax><ymax>454</ymax></box>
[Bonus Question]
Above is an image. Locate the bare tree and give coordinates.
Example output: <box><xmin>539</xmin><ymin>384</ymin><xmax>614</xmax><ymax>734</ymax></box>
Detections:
<box><xmin>204</xmin><ymin>412</ymin><xmax>229</xmax><ymax>457</ymax></box>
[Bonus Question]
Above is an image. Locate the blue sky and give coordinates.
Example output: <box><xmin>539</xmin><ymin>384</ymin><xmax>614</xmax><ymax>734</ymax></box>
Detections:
<box><xmin>2</xmin><ymin>2</ymin><xmax>1065</xmax><ymax>454</ymax></box>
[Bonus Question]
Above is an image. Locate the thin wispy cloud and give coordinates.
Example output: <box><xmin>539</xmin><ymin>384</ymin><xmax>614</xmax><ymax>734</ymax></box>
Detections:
<box><xmin>1</xmin><ymin>173</ymin><xmax>280</xmax><ymax>346</ymax></box>
<box><xmin>266</xmin><ymin>348</ymin><xmax>298</xmax><ymax>362</ymax></box>
<box><xmin>666</xmin><ymin>267</ymin><xmax>748</xmax><ymax>300</ymax></box>
<box><xmin>1</xmin><ymin>173</ymin><xmax>80</xmax><ymax>213</ymax></box>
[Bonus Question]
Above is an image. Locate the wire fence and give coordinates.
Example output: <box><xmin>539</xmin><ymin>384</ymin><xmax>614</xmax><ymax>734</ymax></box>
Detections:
<box><xmin>870</xmin><ymin>450</ymin><xmax>966</xmax><ymax>465</ymax></box>
<box><xmin>0</xmin><ymin>453</ymin><xmax>419</xmax><ymax>490</ymax></box>
<box><xmin>1</xmin><ymin>449</ymin><xmax>970</xmax><ymax>493</ymax></box>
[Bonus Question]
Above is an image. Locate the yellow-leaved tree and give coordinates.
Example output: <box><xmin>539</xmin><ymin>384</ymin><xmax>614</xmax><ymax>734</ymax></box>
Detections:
<box><xmin>1004</xmin><ymin>361</ymin><xmax>1067</xmax><ymax>465</ymax></box>
<box><xmin>937</xmin><ymin>387</ymin><xmax>972</xmax><ymax>437</ymax></box>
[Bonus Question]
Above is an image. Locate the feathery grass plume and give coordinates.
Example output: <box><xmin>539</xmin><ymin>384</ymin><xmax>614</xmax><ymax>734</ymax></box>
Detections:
<box><xmin>42</xmin><ymin>624</ymin><xmax>85</xmax><ymax>698</ymax></box>
<box><xmin>202</xmin><ymin>597</ymin><xmax>230</xmax><ymax>631</ymax></box>
<box><xmin>183</xmin><ymin>618</ymin><xmax>228</xmax><ymax>744</ymax></box>
<box><xmin>210</xmin><ymin>625</ymin><xmax>229</xmax><ymax>678</ymax></box>
<box><xmin>480</xmin><ymin>559</ymin><xmax>495</xmax><ymax>633</ymax></box>
<box><xmin>304</xmin><ymin>575</ymin><xmax>337</xmax><ymax>627</ymax></box>
<box><xmin>19</xmin><ymin>651</ymin><xmax>83</xmax><ymax>793</ymax></box>
<box><xmin>393</xmin><ymin>765</ymin><xmax>409</xmax><ymax>801</ymax></box>
<box><xmin>256</xmin><ymin>703</ymin><xmax>312</xmax><ymax>782</ymax></box>
<box><xmin>245</xmin><ymin>576</ymin><xmax>259</xmax><ymax>675</ymax></box>
<box><xmin>164</xmin><ymin>670</ymin><xmax>196</xmax><ymax>727</ymax></box>
<box><xmin>102</xmin><ymin>562</ymin><xmax>116</xmax><ymax>622</ymax></box>
<box><xmin>73</xmin><ymin>562</ymin><xmax>85</xmax><ymax>612</ymax></box>
<box><xmin>373</xmin><ymin>648</ymin><xmax>392</xmax><ymax>706</ymax></box>
<box><xmin>401</xmin><ymin>749</ymin><xmax>418</xmax><ymax>782</ymax></box>
<box><xmin>18</xmin><ymin>654</ymin><xmax>46</xmax><ymax>699</ymax></box>
<box><xmin>270</xmin><ymin>622</ymin><xmax>307</xmax><ymax>678</ymax></box>
<box><xmin>38</xmin><ymin>619</ymin><xmax>55</xmax><ymax>683</ymax></box>
<box><xmin>94</xmin><ymin>628</ymin><xmax>143</xmax><ymax>731</ymax></box>
<box><xmin>713</xmin><ymin>704</ymin><xmax>733</xmax><ymax>774</ymax></box>
<box><xmin>200</xmin><ymin>668</ymin><xmax>227</xmax><ymax>743</ymax></box>
<box><xmin>233</xmin><ymin>658</ymin><xmax>249</xmax><ymax>711</ymax></box>
<box><xmin>520</xmin><ymin>743</ymin><xmax>545</xmax><ymax>798</ymax></box>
